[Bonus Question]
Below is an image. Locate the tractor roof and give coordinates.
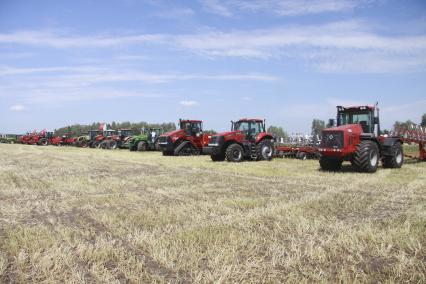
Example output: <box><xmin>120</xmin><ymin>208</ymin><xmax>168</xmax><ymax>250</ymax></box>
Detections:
<box><xmin>180</xmin><ymin>119</ymin><xmax>202</xmax><ymax>123</ymax></box>
<box><xmin>236</xmin><ymin>118</ymin><xmax>264</xmax><ymax>122</ymax></box>
<box><xmin>337</xmin><ymin>105</ymin><xmax>375</xmax><ymax>112</ymax></box>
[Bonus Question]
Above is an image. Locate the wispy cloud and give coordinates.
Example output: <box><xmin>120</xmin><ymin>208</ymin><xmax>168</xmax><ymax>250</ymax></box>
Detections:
<box><xmin>180</xmin><ymin>100</ymin><xmax>199</xmax><ymax>107</ymax></box>
<box><xmin>199</xmin><ymin>0</ymin><xmax>233</xmax><ymax>17</ymax></box>
<box><xmin>153</xmin><ymin>7</ymin><xmax>195</xmax><ymax>18</ymax></box>
<box><xmin>9</xmin><ymin>104</ymin><xmax>28</xmax><ymax>112</ymax></box>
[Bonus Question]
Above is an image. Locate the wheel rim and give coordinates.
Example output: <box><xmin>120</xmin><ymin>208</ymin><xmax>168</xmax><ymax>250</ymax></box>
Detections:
<box><xmin>261</xmin><ymin>145</ymin><xmax>272</xmax><ymax>159</ymax></box>
<box><xmin>370</xmin><ymin>151</ymin><xmax>378</xmax><ymax>167</ymax></box>
<box><xmin>395</xmin><ymin>149</ymin><xmax>402</xmax><ymax>164</ymax></box>
<box><xmin>233</xmin><ymin>149</ymin><xmax>242</xmax><ymax>160</ymax></box>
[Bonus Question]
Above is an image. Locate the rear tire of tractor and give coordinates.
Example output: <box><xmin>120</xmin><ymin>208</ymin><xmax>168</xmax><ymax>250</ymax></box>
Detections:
<box><xmin>256</xmin><ymin>139</ymin><xmax>273</xmax><ymax>161</ymax></box>
<box><xmin>226</xmin><ymin>143</ymin><xmax>244</xmax><ymax>162</ymax></box>
<box><xmin>319</xmin><ymin>157</ymin><xmax>342</xmax><ymax>171</ymax></box>
<box><xmin>382</xmin><ymin>142</ymin><xmax>404</xmax><ymax>168</ymax></box>
<box><xmin>38</xmin><ymin>139</ymin><xmax>48</xmax><ymax>146</ymax></box>
<box><xmin>351</xmin><ymin>140</ymin><xmax>379</xmax><ymax>173</ymax></box>
<box><xmin>109</xmin><ymin>140</ymin><xmax>118</xmax><ymax>150</ymax></box>
<box><xmin>211</xmin><ymin>154</ymin><xmax>225</xmax><ymax>162</ymax></box>
<box><xmin>137</xmin><ymin>141</ymin><xmax>147</xmax><ymax>151</ymax></box>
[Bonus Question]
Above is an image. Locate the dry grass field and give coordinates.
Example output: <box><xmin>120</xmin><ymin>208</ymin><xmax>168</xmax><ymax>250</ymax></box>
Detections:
<box><xmin>0</xmin><ymin>143</ymin><xmax>425</xmax><ymax>283</ymax></box>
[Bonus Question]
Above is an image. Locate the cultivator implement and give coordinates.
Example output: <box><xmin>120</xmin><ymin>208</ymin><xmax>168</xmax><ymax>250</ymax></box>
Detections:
<box><xmin>392</xmin><ymin>125</ymin><xmax>426</xmax><ymax>161</ymax></box>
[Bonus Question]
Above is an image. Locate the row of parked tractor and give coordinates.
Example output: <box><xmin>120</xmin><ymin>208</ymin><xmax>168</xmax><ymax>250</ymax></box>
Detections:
<box><xmin>9</xmin><ymin>104</ymin><xmax>426</xmax><ymax>173</ymax></box>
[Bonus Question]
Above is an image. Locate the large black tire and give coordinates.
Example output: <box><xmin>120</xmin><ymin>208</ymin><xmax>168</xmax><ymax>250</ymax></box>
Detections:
<box><xmin>100</xmin><ymin>141</ymin><xmax>108</xmax><ymax>149</ymax></box>
<box><xmin>109</xmin><ymin>140</ymin><xmax>118</xmax><ymax>150</ymax></box>
<box><xmin>319</xmin><ymin>157</ymin><xmax>342</xmax><ymax>171</ymax></box>
<box><xmin>211</xmin><ymin>153</ymin><xmax>225</xmax><ymax>162</ymax></box>
<box><xmin>137</xmin><ymin>141</ymin><xmax>147</xmax><ymax>151</ymax></box>
<box><xmin>256</xmin><ymin>139</ymin><xmax>273</xmax><ymax>161</ymax></box>
<box><xmin>226</xmin><ymin>143</ymin><xmax>244</xmax><ymax>162</ymax></box>
<box><xmin>38</xmin><ymin>138</ymin><xmax>48</xmax><ymax>146</ymax></box>
<box><xmin>382</xmin><ymin>142</ymin><xmax>404</xmax><ymax>168</ymax></box>
<box><xmin>351</xmin><ymin>140</ymin><xmax>379</xmax><ymax>173</ymax></box>
<box><xmin>93</xmin><ymin>141</ymin><xmax>101</xmax><ymax>149</ymax></box>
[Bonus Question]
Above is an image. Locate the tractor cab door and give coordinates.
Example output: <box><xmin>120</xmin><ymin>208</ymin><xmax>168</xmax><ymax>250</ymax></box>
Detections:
<box><xmin>338</xmin><ymin>110</ymin><xmax>374</xmax><ymax>134</ymax></box>
<box><xmin>249</xmin><ymin>122</ymin><xmax>263</xmax><ymax>141</ymax></box>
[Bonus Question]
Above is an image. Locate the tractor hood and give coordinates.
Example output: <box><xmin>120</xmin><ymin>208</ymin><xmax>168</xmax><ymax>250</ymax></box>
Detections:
<box><xmin>161</xmin><ymin>129</ymin><xmax>185</xmax><ymax>137</ymax></box>
<box><xmin>214</xmin><ymin>130</ymin><xmax>244</xmax><ymax>137</ymax></box>
<box><xmin>323</xmin><ymin>124</ymin><xmax>363</xmax><ymax>134</ymax></box>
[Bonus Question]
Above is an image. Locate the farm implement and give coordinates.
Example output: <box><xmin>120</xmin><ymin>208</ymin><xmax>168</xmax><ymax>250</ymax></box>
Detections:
<box><xmin>318</xmin><ymin>104</ymin><xmax>405</xmax><ymax>172</ymax></box>
<box><xmin>392</xmin><ymin>125</ymin><xmax>426</xmax><ymax>161</ymax></box>
<box><xmin>22</xmin><ymin>130</ymin><xmax>54</xmax><ymax>146</ymax></box>
<box><xmin>206</xmin><ymin>118</ymin><xmax>274</xmax><ymax>162</ymax></box>
<box><xmin>128</xmin><ymin>127</ymin><xmax>163</xmax><ymax>151</ymax></box>
<box><xmin>275</xmin><ymin>145</ymin><xmax>319</xmax><ymax>160</ymax></box>
<box><xmin>50</xmin><ymin>135</ymin><xmax>77</xmax><ymax>146</ymax></box>
<box><xmin>158</xmin><ymin>119</ymin><xmax>210</xmax><ymax>156</ymax></box>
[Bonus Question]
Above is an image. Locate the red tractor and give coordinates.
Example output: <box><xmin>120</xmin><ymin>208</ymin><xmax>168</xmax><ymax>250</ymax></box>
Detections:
<box><xmin>158</xmin><ymin>119</ymin><xmax>210</xmax><ymax>155</ymax></box>
<box><xmin>206</xmin><ymin>118</ymin><xmax>274</xmax><ymax>162</ymax></box>
<box><xmin>100</xmin><ymin>129</ymin><xmax>133</xmax><ymax>149</ymax></box>
<box><xmin>27</xmin><ymin>130</ymin><xmax>54</xmax><ymax>146</ymax></box>
<box><xmin>318</xmin><ymin>104</ymin><xmax>404</xmax><ymax>172</ymax></box>
<box><xmin>18</xmin><ymin>133</ymin><xmax>32</xmax><ymax>144</ymax></box>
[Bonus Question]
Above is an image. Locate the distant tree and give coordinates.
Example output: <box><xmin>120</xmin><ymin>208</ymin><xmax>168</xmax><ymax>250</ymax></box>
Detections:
<box><xmin>267</xmin><ymin>125</ymin><xmax>288</xmax><ymax>139</ymax></box>
<box><xmin>421</xmin><ymin>113</ymin><xmax>426</xmax><ymax>127</ymax></box>
<box><xmin>205</xmin><ymin>129</ymin><xmax>217</xmax><ymax>135</ymax></box>
<box><xmin>393</xmin><ymin>120</ymin><xmax>416</xmax><ymax>130</ymax></box>
<box><xmin>311</xmin><ymin>119</ymin><xmax>325</xmax><ymax>138</ymax></box>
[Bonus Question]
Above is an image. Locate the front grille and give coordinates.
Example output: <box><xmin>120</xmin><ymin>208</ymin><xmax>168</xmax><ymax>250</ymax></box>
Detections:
<box><xmin>321</xmin><ymin>131</ymin><xmax>343</xmax><ymax>149</ymax></box>
<box><xmin>158</xmin><ymin>136</ymin><xmax>169</xmax><ymax>144</ymax></box>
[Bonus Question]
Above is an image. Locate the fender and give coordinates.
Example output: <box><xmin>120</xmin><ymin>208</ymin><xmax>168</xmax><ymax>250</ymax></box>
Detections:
<box><xmin>255</xmin><ymin>133</ymin><xmax>274</xmax><ymax>144</ymax></box>
<box><xmin>381</xmin><ymin>137</ymin><xmax>403</xmax><ymax>147</ymax></box>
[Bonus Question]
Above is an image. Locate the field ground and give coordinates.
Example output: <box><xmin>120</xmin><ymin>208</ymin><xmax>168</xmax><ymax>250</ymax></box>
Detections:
<box><xmin>0</xmin><ymin>144</ymin><xmax>425</xmax><ymax>283</ymax></box>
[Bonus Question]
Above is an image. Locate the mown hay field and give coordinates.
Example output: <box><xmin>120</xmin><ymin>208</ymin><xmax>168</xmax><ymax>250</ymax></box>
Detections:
<box><xmin>0</xmin><ymin>143</ymin><xmax>425</xmax><ymax>283</ymax></box>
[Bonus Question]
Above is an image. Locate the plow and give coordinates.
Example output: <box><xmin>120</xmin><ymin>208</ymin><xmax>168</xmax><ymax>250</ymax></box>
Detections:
<box><xmin>392</xmin><ymin>125</ymin><xmax>426</xmax><ymax>161</ymax></box>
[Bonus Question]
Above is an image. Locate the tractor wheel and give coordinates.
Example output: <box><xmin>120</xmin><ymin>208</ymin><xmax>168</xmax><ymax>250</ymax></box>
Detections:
<box><xmin>256</xmin><ymin>139</ymin><xmax>273</xmax><ymax>161</ymax></box>
<box><xmin>109</xmin><ymin>140</ymin><xmax>118</xmax><ymax>150</ymax></box>
<box><xmin>137</xmin><ymin>141</ymin><xmax>147</xmax><ymax>151</ymax></box>
<box><xmin>351</xmin><ymin>140</ymin><xmax>379</xmax><ymax>173</ymax></box>
<box><xmin>226</xmin><ymin>143</ymin><xmax>244</xmax><ymax>162</ymax></box>
<box><xmin>92</xmin><ymin>141</ymin><xmax>100</xmax><ymax>148</ymax></box>
<box><xmin>38</xmin><ymin>138</ymin><xmax>48</xmax><ymax>146</ymax></box>
<box><xmin>382</xmin><ymin>142</ymin><xmax>404</xmax><ymax>168</ymax></box>
<box><xmin>99</xmin><ymin>141</ymin><xmax>108</xmax><ymax>149</ymax></box>
<box><xmin>319</xmin><ymin>157</ymin><xmax>342</xmax><ymax>171</ymax></box>
<box><xmin>297</xmin><ymin>152</ymin><xmax>307</xmax><ymax>160</ymax></box>
<box><xmin>211</xmin><ymin>154</ymin><xmax>225</xmax><ymax>162</ymax></box>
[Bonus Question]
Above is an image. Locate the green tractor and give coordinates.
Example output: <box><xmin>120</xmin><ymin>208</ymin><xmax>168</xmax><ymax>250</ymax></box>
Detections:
<box><xmin>0</xmin><ymin>134</ymin><xmax>17</xmax><ymax>144</ymax></box>
<box><xmin>128</xmin><ymin>128</ymin><xmax>163</xmax><ymax>151</ymax></box>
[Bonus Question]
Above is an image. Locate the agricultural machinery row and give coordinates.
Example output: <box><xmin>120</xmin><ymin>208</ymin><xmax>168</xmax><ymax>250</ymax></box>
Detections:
<box><xmin>6</xmin><ymin>103</ymin><xmax>426</xmax><ymax>172</ymax></box>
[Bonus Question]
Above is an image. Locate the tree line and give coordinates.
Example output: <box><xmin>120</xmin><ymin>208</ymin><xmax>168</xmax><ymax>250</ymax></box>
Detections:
<box><xmin>54</xmin><ymin>121</ymin><xmax>176</xmax><ymax>136</ymax></box>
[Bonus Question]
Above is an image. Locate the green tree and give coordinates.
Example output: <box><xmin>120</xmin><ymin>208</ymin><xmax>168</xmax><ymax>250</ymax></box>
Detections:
<box><xmin>267</xmin><ymin>125</ymin><xmax>288</xmax><ymax>139</ymax></box>
<box><xmin>393</xmin><ymin>120</ymin><xmax>416</xmax><ymax>130</ymax></box>
<box><xmin>421</xmin><ymin>113</ymin><xmax>426</xmax><ymax>127</ymax></box>
<box><xmin>311</xmin><ymin>119</ymin><xmax>325</xmax><ymax>137</ymax></box>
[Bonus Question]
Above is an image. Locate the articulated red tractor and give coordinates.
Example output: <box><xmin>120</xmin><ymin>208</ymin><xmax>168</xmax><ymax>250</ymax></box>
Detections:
<box><xmin>318</xmin><ymin>104</ymin><xmax>404</xmax><ymax>173</ymax></box>
<box><xmin>158</xmin><ymin>119</ymin><xmax>210</xmax><ymax>155</ymax></box>
<box><xmin>28</xmin><ymin>130</ymin><xmax>54</xmax><ymax>145</ymax></box>
<box><xmin>206</xmin><ymin>118</ymin><xmax>274</xmax><ymax>162</ymax></box>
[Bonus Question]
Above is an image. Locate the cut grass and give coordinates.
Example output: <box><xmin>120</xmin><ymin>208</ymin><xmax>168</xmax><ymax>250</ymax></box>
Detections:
<box><xmin>0</xmin><ymin>144</ymin><xmax>425</xmax><ymax>283</ymax></box>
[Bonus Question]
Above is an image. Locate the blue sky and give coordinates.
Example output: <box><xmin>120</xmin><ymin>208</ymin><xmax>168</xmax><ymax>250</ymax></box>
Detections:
<box><xmin>1</xmin><ymin>0</ymin><xmax>425</xmax><ymax>134</ymax></box>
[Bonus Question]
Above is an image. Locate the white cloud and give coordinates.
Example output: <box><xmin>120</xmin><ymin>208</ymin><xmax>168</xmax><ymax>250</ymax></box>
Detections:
<box><xmin>153</xmin><ymin>8</ymin><xmax>195</xmax><ymax>18</ymax></box>
<box><xmin>180</xmin><ymin>100</ymin><xmax>199</xmax><ymax>107</ymax></box>
<box><xmin>231</xmin><ymin>0</ymin><xmax>359</xmax><ymax>16</ymax></box>
<box><xmin>9</xmin><ymin>104</ymin><xmax>28</xmax><ymax>112</ymax></box>
<box><xmin>200</xmin><ymin>0</ymin><xmax>233</xmax><ymax>17</ymax></box>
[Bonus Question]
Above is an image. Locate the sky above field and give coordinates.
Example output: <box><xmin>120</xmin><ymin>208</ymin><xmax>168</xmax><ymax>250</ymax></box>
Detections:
<box><xmin>0</xmin><ymin>0</ymin><xmax>425</xmax><ymax>134</ymax></box>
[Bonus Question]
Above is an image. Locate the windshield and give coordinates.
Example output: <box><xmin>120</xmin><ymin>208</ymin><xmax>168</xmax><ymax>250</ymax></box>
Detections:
<box><xmin>338</xmin><ymin>111</ymin><xmax>372</xmax><ymax>133</ymax></box>
<box><xmin>181</xmin><ymin>122</ymin><xmax>202</xmax><ymax>135</ymax></box>
<box><xmin>234</xmin><ymin>121</ymin><xmax>264</xmax><ymax>136</ymax></box>
<box><xmin>119</xmin><ymin>130</ymin><xmax>132</xmax><ymax>137</ymax></box>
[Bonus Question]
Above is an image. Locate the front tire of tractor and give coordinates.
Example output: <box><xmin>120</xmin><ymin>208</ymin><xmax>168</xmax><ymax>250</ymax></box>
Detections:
<box><xmin>382</xmin><ymin>142</ymin><xmax>404</xmax><ymax>168</ymax></box>
<box><xmin>256</xmin><ymin>139</ymin><xmax>273</xmax><ymax>161</ymax></box>
<box><xmin>38</xmin><ymin>138</ymin><xmax>48</xmax><ymax>146</ymax></box>
<box><xmin>211</xmin><ymin>153</ymin><xmax>225</xmax><ymax>162</ymax></box>
<box><xmin>137</xmin><ymin>141</ymin><xmax>147</xmax><ymax>151</ymax></box>
<box><xmin>109</xmin><ymin>140</ymin><xmax>118</xmax><ymax>150</ymax></box>
<box><xmin>319</xmin><ymin>157</ymin><xmax>342</xmax><ymax>171</ymax></box>
<box><xmin>226</xmin><ymin>143</ymin><xmax>244</xmax><ymax>162</ymax></box>
<box><xmin>351</xmin><ymin>140</ymin><xmax>379</xmax><ymax>173</ymax></box>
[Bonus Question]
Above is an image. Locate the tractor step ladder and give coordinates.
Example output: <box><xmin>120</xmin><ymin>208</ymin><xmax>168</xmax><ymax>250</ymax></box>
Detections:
<box><xmin>250</xmin><ymin>143</ymin><xmax>257</xmax><ymax>160</ymax></box>
<box><xmin>393</xmin><ymin>125</ymin><xmax>426</xmax><ymax>161</ymax></box>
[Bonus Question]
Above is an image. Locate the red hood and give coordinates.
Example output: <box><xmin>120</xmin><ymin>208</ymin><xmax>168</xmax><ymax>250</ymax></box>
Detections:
<box><xmin>160</xmin><ymin>129</ymin><xmax>185</xmax><ymax>137</ymax></box>
<box><xmin>214</xmin><ymin>130</ymin><xmax>243</xmax><ymax>137</ymax></box>
<box><xmin>323</xmin><ymin>124</ymin><xmax>363</xmax><ymax>132</ymax></box>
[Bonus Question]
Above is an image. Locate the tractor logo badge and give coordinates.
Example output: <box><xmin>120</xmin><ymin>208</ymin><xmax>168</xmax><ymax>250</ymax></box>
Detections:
<box><xmin>328</xmin><ymin>134</ymin><xmax>334</xmax><ymax>140</ymax></box>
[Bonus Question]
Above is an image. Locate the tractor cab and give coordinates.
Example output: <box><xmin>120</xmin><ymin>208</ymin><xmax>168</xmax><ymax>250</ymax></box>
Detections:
<box><xmin>88</xmin><ymin>130</ymin><xmax>99</xmax><ymax>140</ymax></box>
<box><xmin>44</xmin><ymin>131</ymin><xmax>54</xmax><ymax>139</ymax></box>
<box><xmin>118</xmin><ymin>129</ymin><xmax>133</xmax><ymax>138</ymax></box>
<box><xmin>142</xmin><ymin>128</ymin><xmax>163</xmax><ymax>143</ymax></box>
<box><xmin>103</xmin><ymin>130</ymin><xmax>116</xmax><ymax>138</ymax></box>
<box><xmin>336</xmin><ymin>105</ymin><xmax>379</xmax><ymax>137</ymax></box>
<box><xmin>180</xmin><ymin>120</ymin><xmax>203</xmax><ymax>137</ymax></box>
<box><xmin>232</xmin><ymin>119</ymin><xmax>265</xmax><ymax>141</ymax></box>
